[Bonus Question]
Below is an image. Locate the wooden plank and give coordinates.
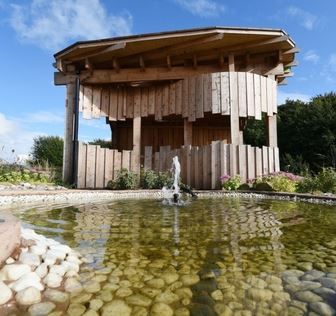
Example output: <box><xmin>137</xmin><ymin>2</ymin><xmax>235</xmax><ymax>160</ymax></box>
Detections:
<box><xmin>117</xmin><ymin>88</ymin><xmax>125</xmax><ymax>120</ymax></box>
<box><xmin>113</xmin><ymin>150</ymin><xmax>122</xmax><ymax>179</ymax></box>
<box><xmin>104</xmin><ymin>148</ymin><xmax>113</xmax><ymax>188</ymax></box>
<box><xmin>268</xmin><ymin>146</ymin><xmax>274</xmax><ymax>174</ymax></box>
<box><xmin>133</xmin><ymin>88</ymin><xmax>141</xmax><ymax>118</ymax></box>
<box><xmin>274</xmin><ymin>147</ymin><xmax>280</xmax><ymax>172</ymax></box>
<box><xmin>206</xmin><ymin>145</ymin><xmax>212</xmax><ymax>189</ymax></box>
<box><xmin>79</xmin><ymin>85</ymin><xmax>84</xmax><ymax>112</ymax></box>
<box><xmin>126</xmin><ymin>88</ymin><xmax>134</xmax><ymax>118</ymax></box>
<box><xmin>186</xmin><ymin>145</ymin><xmax>192</xmax><ymax>186</ymax></box>
<box><xmin>154</xmin><ymin>86</ymin><xmax>162</xmax><ymax>120</ymax></box>
<box><xmin>254</xmin><ymin>74</ymin><xmax>262</xmax><ymax>120</ymax></box>
<box><xmin>246</xmin><ymin>73</ymin><xmax>255</xmax><ymax>117</ymax></box>
<box><xmin>238</xmin><ymin>72</ymin><xmax>247</xmax><ymax>117</ymax></box>
<box><xmin>76</xmin><ymin>142</ymin><xmax>86</xmax><ymax>189</ymax></box>
<box><xmin>144</xmin><ymin>146</ymin><xmax>152</xmax><ymax>170</ymax></box>
<box><xmin>260</xmin><ymin>76</ymin><xmax>267</xmax><ymax>113</ymax></box>
<box><xmin>220</xmin><ymin>142</ymin><xmax>230</xmax><ymax>180</ymax></box>
<box><xmin>154</xmin><ymin>151</ymin><xmax>160</xmax><ymax>173</ymax></box>
<box><xmin>122</xmin><ymin>150</ymin><xmax>131</xmax><ymax>170</ymax></box>
<box><xmin>148</xmin><ymin>86</ymin><xmax>155</xmax><ymax>115</ymax></box>
<box><xmin>266</xmin><ymin>77</ymin><xmax>273</xmax><ymax>116</ymax></box>
<box><xmin>101</xmin><ymin>88</ymin><xmax>110</xmax><ymax>117</ymax></box>
<box><xmin>162</xmin><ymin>85</ymin><xmax>169</xmax><ymax>117</ymax></box>
<box><xmin>229</xmin><ymin>72</ymin><xmax>240</xmax><ymax>144</ymax></box>
<box><xmin>255</xmin><ymin>147</ymin><xmax>262</xmax><ymax>178</ymax></box>
<box><xmin>95</xmin><ymin>146</ymin><xmax>105</xmax><ymax>188</ymax></box>
<box><xmin>246</xmin><ymin>145</ymin><xmax>255</xmax><ymax>182</ymax></box>
<box><xmin>220</xmin><ymin>72</ymin><xmax>230</xmax><ymax>115</ymax></box>
<box><xmin>229</xmin><ymin>144</ymin><xmax>237</xmax><ymax>176</ymax></box>
<box><xmin>141</xmin><ymin>87</ymin><xmax>149</xmax><ymax>117</ymax></box>
<box><xmin>262</xmin><ymin>146</ymin><xmax>269</xmax><ymax>175</ymax></box>
<box><xmin>83</xmin><ymin>86</ymin><xmax>92</xmax><ymax>119</ymax></box>
<box><xmin>272</xmin><ymin>79</ymin><xmax>278</xmax><ymax>113</ymax></box>
<box><xmin>202</xmin><ymin>146</ymin><xmax>207</xmax><ymax>189</ymax></box>
<box><xmin>196</xmin><ymin>146</ymin><xmax>203</xmax><ymax>189</ymax></box>
<box><xmin>175</xmin><ymin>80</ymin><xmax>182</xmax><ymax>115</ymax></box>
<box><xmin>238</xmin><ymin>145</ymin><xmax>247</xmax><ymax>183</ymax></box>
<box><xmin>195</xmin><ymin>75</ymin><xmax>204</xmax><ymax>118</ymax></box>
<box><xmin>203</xmin><ymin>74</ymin><xmax>212</xmax><ymax>112</ymax></box>
<box><xmin>132</xmin><ymin>116</ymin><xmax>141</xmax><ymax>173</ymax></box>
<box><xmin>182</xmin><ymin>78</ymin><xmax>189</xmax><ymax>118</ymax></box>
<box><xmin>85</xmin><ymin>145</ymin><xmax>96</xmax><ymax>188</ymax></box>
<box><xmin>109</xmin><ymin>88</ymin><xmax>118</xmax><ymax>121</ymax></box>
<box><xmin>92</xmin><ymin>87</ymin><xmax>101</xmax><ymax>118</ymax></box>
<box><xmin>184</xmin><ymin>119</ymin><xmax>193</xmax><ymax>145</ymax></box>
<box><xmin>211</xmin><ymin>141</ymin><xmax>221</xmax><ymax>189</ymax></box>
<box><xmin>190</xmin><ymin>147</ymin><xmax>196</xmax><ymax>187</ymax></box>
<box><xmin>211</xmin><ymin>73</ymin><xmax>221</xmax><ymax>114</ymax></box>
<box><xmin>268</xmin><ymin>115</ymin><xmax>278</xmax><ymax>147</ymax></box>
<box><xmin>188</xmin><ymin>76</ymin><xmax>196</xmax><ymax>121</ymax></box>
<box><xmin>169</xmin><ymin>82</ymin><xmax>176</xmax><ymax>115</ymax></box>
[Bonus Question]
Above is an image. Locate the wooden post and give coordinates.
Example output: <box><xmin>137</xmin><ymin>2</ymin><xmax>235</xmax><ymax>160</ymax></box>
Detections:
<box><xmin>63</xmin><ymin>83</ymin><xmax>75</xmax><ymax>183</ymax></box>
<box><xmin>184</xmin><ymin>119</ymin><xmax>193</xmax><ymax>145</ymax></box>
<box><xmin>132</xmin><ymin>116</ymin><xmax>141</xmax><ymax>174</ymax></box>
<box><xmin>229</xmin><ymin>54</ymin><xmax>241</xmax><ymax>145</ymax></box>
<box><xmin>267</xmin><ymin>75</ymin><xmax>278</xmax><ymax>148</ymax></box>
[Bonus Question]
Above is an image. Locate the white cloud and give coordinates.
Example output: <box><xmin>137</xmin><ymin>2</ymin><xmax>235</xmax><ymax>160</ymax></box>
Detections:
<box><xmin>329</xmin><ymin>54</ymin><xmax>336</xmax><ymax>71</ymax></box>
<box><xmin>278</xmin><ymin>91</ymin><xmax>311</xmax><ymax>105</ymax></box>
<box><xmin>303</xmin><ymin>50</ymin><xmax>320</xmax><ymax>64</ymax></box>
<box><xmin>174</xmin><ymin>0</ymin><xmax>225</xmax><ymax>18</ymax></box>
<box><xmin>9</xmin><ymin>0</ymin><xmax>133</xmax><ymax>51</ymax></box>
<box><xmin>287</xmin><ymin>6</ymin><xmax>317</xmax><ymax>30</ymax></box>
<box><xmin>320</xmin><ymin>53</ymin><xmax>336</xmax><ymax>83</ymax></box>
<box><xmin>26</xmin><ymin>111</ymin><xmax>63</xmax><ymax>124</ymax></box>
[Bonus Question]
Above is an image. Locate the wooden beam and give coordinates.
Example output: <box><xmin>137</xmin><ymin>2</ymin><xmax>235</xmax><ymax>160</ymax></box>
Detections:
<box><xmin>277</xmin><ymin>72</ymin><xmax>294</xmax><ymax>78</ymax></box>
<box><xmin>139</xmin><ymin>56</ymin><xmax>145</xmax><ymax>71</ymax></box>
<box><xmin>264</xmin><ymin>63</ymin><xmax>284</xmax><ymax>76</ymax></box>
<box><xmin>228</xmin><ymin>54</ymin><xmax>235</xmax><ymax>72</ymax></box>
<box><xmin>132</xmin><ymin>116</ymin><xmax>141</xmax><ymax>174</ymax></box>
<box><xmin>193</xmin><ymin>54</ymin><xmax>197</xmax><ymax>69</ymax></box>
<box><xmin>219</xmin><ymin>54</ymin><xmax>225</xmax><ymax>68</ymax></box>
<box><xmin>112</xmin><ymin>58</ymin><xmax>120</xmax><ymax>72</ymax></box>
<box><xmin>284</xmin><ymin>60</ymin><xmax>298</xmax><ymax>67</ymax></box>
<box><xmin>282</xmin><ymin>47</ymin><xmax>300</xmax><ymax>54</ymax></box>
<box><xmin>85</xmin><ymin>58</ymin><xmax>93</xmax><ymax>70</ymax></box>
<box><xmin>184</xmin><ymin>119</ymin><xmax>193</xmax><ymax>145</ymax></box>
<box><xmin>167</xmin><ymin>55</ymin><xmax>172</xmax><ymax>70</ymax></box>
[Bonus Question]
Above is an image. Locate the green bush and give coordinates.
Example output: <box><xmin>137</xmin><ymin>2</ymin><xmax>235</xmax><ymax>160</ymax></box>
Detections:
<box><xmin>141</xmin><ymin>169</ymin><xmax>172</xmax><ymax>189</ymax></box>
<box><xmin>220</xmin><ymin>175</ymin><xmax>241</xmax><ymax>191</ymax></box>
<box><xmin>296</xmin><ymin>177</ymin><xmax>318</xmax><ymax>193</ymax></box>
<box><xmin>296</xmin><ymin>168</ymin><xmax>336</xmax><ymax>194</ymax></box>
<box><xmin>252</xmin><ymin>172</ymin><xmax>300</xmax><ymax>193</ymax></box>
<box><xmin>107</xmin><ymin>168</ymin><xmax>138</xmax><ymax>190</ymax></box>
<box><xmin>31</xmin><ymin>136</ymin><xmax>63</xmax><ymax>167</ymax></box>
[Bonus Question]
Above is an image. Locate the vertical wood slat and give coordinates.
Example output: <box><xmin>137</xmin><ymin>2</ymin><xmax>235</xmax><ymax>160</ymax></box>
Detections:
<box><xmin>182</xmin><ymin>78</ymin><xmax>189</xmax><ymax>118</ymax></box>
<box><xmin>83</xmin><ymin>86</ymin><xmax>93</xmax><ymax>119</ymax></box>
<box><xmin>180</xmin><ymin>146</ymin><xmax>187</xmax><ymax>184</ymax></box>
<box><xmin>246</xmin><ymin>73</ymin><xmax>255</xmax><ymax>117</ymax></box>
<box><xmin>211</xmin><ymin>141</ymin><xmax>221</xmax><ymax>189</ymax></box>
<box><xmin>211</xmin><ymin>73</ymin><xmax>221</xmax><ymax>114</ymax></box>
<box><xmin>203</xmin><ymin>74</ymin><xmax>212</xmax><ymax>113</ymax></box>
<box><xmin>274</xmin><ymin>147</ymin><xmax>280</xmax><ymax>172</ymax></box>
<box><xmin>155</xmin><ymin>86</ymin><xmax>162</xmax><ymax>120</ymax></box>
<box><xmin>85</xmin><ymin>145</ymin><xmax>96</xmax><ymax>188</ymax></box>
<box><xmin>268</xmin><ymin>147</ymin><xmax>274</xmax><ymax>174</ymax></box>
<box><xmin>169</xmin><ymin>82</ymin><xmax>176</xmax><ymax>115</ymax></box>
<box><xmin>79</xmin><ymin>85</ymin><xmax>84</xmax><ymax>112</ymax></box>
<box><xmin>220</xmin><ymin>72</ymin><xmax>230</xmax><ymax>115</ymax></box>
<box><xmin>141</xmin><ymin>87</ymin><xmax>149</xmax><ymax>117</ymax></box>
<box><xmin>162</xmin><ymin>85</ymin><xmax>169</xmax><ymax>117</ymax></box>
<box><xmin>92</xmin><ymin>88</ymin><xmax>101</xmax><ymax>118</ymax></box>
<box><xmin>126</xmin><ymin>88</ymin><xmax>134</xmax><ymax>118</ymax></box>
<box><xmin>238</xmin><ymin>145</ymin><xmax>247</xmax><ymax>183</ymax></box>
<box><xmin>154</xmin><ymin>152</ymin><xmax>160</xmax><ymax>173</ymax></box>
<box><xmin>246</xmin><ymin>145</ymin><xmax>255</xmax><ymax>182</ymax></box>
<box><xmin>190</xmin><ymin>147</ymin><xmax>196</xmax><ymax>187</ymax></box>
<box><xmin>148</xmin><ymin>87</ymin><xmax>156</xmax><ymax>116</ymax></box>
<box><xmin>104</xmin><ymin>148</ymin><xmax>113</xmax><ymax>188</ymax></box>
<box><xmin>262</xmin><ymin>146</ymin><xmax>269</xmax><ymax>175</ymax></box>
<box><xmin>266</xmin><ymin>77</ymin><xmax>273</xmax><ymax>116</ymax></box>
<box><xmin>206</xmin><ymin>145</ymin><xmax>212</xmax><ymax>189</ymax></box>
<box><xmin>95</xmin><ymin>146</ymin><xmax>105</xmax><ymax>188</ymax></box>
<box><xmin>186</xmin><ymin>145</ymin><xmax>192</xmax><ymax>185</ymax></box>
<box><xmin>260</xmin><ymin>76</ymin><xmax>267</xmax><ymax>113</ymax></box>
<box><xmin>202</xmin><ymin>146</ymin><xmax>208</xmax><ymax>189</ymax></box>
<box><xmin>254</xmin><ymin>74</ymin><xmax>262</xmax><ymax>120</ymax></box>
<box><xmin>197</xmin><ymin>146</ymin><xmax>203</xmax><ymax>189</ymax></box>
<box><xmin>113</xmin><ymin>151</ymin><xmax>122</xmax><ymax>180</ymax></box>
<box><xmin>144</xmin><ymin>146</ymin><xmax>152</xmax><ymax>170</ymax></box>
<box><xmin>229</xmin><ymin>72</ymin><xmax>240</xmax><ymax>144</ymax></box>
<box><xmin>272</xmin><ymin>79</ymin><xmax>278</xmax><ymax>113</ymax></box>
<box><xmin>133</xmin><ymin>88</ymin><xmax>141</xmax><ymax>118</ymax></box>
<box><xmin>229</xmin><ymin>144</ymin><xmax>237</xmax><ymax>176</ymax></box>
<box><xmin>220</xmin><ymin>142</ymin><xmax>230</xmax><ymax>179</ymax></box>
<box><xmin>122</xmin><ymin>150</ymin><xmax>131</xmax><ymax>170</ymax></box>
<box><xmin>195</xmin><ymin>75</ymin><xmax>204</xmax><ymax>118</ymax></box>
<box><xmin>109</xmin><ymin>89</ymin><xmax>118</xmax><ymax>121</ymax></box>
<box><xmin>238</xmin><ymin>72</ymin><xmax>247</xmax><ymax>117</ymax></box>
<box><xmin>188</xmin><ymin>77</ymin><xmax>196</xmax><ymax>121</ymax></box>
<box><xmin>117</xmin><ymin>88</ymin><xmax>125</xmax><ymax>120</ymax></box>
<box><xmin>101</xmin><ymin>88</ymin><xmax>110</xmax><ymax>117</ymax></box>
<box><xmin>76</xmin><ymin>142</ymin><xmax>86</xmax><ymax>189</ymax></box>
<box><xmin>175</xmin><ymin>80</ymin><xmax>182</xmax><ymax>115</ymax></box>
<box><xmin>255</xmin><ymin>147</ymin><xmax>262</xmax><ymax>178</ymax></box>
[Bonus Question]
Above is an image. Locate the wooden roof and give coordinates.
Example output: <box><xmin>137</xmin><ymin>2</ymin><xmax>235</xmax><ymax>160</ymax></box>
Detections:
<box><xmin>54</xmin><ymin>26</ymin><xmax>298</xmax><ymax>85</ymax></box>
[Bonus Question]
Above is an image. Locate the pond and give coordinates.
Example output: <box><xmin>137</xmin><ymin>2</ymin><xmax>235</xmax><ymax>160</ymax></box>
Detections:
<box><xmin>12</xmin><ymin>198</ymin><xmax>336</xmax><ymax>315</ymax></box>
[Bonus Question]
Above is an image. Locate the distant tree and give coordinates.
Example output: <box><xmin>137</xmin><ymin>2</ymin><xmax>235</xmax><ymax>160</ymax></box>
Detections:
<box><xmin>243</xmin><ymin>117</ymin><xmax>267</xmax><ymax>147</ymax></box>
<box><xmin>89</xmin><ymin>138</ymin><xmax>112</xmax><ymax>149</ymax></box>
<box><xmin>31</xmin><ymin>136</ymin><xmax>63</xmax><ymax>167</ymax></box>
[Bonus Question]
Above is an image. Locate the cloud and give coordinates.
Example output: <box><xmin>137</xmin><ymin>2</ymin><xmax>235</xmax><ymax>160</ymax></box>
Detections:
<box><xmin>287</xmin><ymin>6</ymin><xmax>317</xmax><ymax>30</ymax></box>
<box><xmin>9</xmin><ymin>0</ymin><xmax>133</xmax><ymax>51</ymax></box>
<box><xmin>303</xmin><ymin>50</ymin><xmax>319</xmax><ymax>64</ymax></box>
<box><xmin>320</xmin><ymin>53</ymin><xmax>336</xmax><ymax>83</ymax></box>
<box><xmin>278</xmin><ymin>91</ymin><xmax>311</xmax><ymax>105</ymax></box>
<box><xmin>174</xmin><ymin>0</ymin><xmax>225</xmax><ymax>18</ymax></box>
<box><xmin>26</xmin><ymin>111</ymin><xmax>63</xmax><ymax>124</ymax></box>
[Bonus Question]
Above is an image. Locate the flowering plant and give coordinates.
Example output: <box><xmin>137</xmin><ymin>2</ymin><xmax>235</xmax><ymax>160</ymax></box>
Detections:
<box><xmin>220</xmin><ymin>174</ymin><xmax>241</xmax><ymax>191</ymax></box>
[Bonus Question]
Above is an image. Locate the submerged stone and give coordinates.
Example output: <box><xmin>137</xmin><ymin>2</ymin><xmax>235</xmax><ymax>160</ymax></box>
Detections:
<box><xmin>28</xmin><ymin>302</ymin><xmax>56</xmax><ymax>316</ymax></box>
<box><xmin>151</xmin><ymin>302</ymin><xmax>174</xmax><ymax>316</ymax></box>
<box><xmin>101</xmin><ymin>299</ymin><xmax>132</xmax><ymax>316</ymax></box>
<box><xmin>0</xmin><ymin>281</ymin><xmax>12</xmax><ymax>304</ymax></box>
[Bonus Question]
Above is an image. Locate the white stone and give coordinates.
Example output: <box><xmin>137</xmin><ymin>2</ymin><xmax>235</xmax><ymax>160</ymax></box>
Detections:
<box><xmin>43</xmin><ymin>273</ymin><xmax>62</xmax><ymax>288</ymax></box>
<box><xmin>44</xmin><ymin>249</ymin><xmax>66</xmax><ymax>261</ymax></box>
<box><xmin>30</xmin><ymin>245</ymin><xmax>47</xmax><ymax>256</ymax></box>
<box><xmin>49</xmin><ymin>265</ymin><xmax>66</xmax><ymax>277</ymax></box>
<box><xmin>5</xmin><ymin>257</ymin><xmax>15</xmax><ymax>264</ymax></box>
<box><xmin>66</xmin><ymin>255</ymin><xmax>82</xmax><ymax>265</ymax></box>
<box><xmin>42</xmin><ymin>253</ymin><xmax>58</xmax><ymax>266</ymax></box>
<box><xmin>49</xmin><ymin>244</ymin><xmax>72</xmax><ymax>254</ymax></box>
<box><xmin>28</xmin><ymin>301</ymin><xmax>56</xmax><ymax>316</ymax></box>
<box><xmin>16</xmin><ymin>286</ymin><xmax>41</xmax><ymax>305</ymax></box>
<box><xmin>44</xmin><ymin>289</ymin><xmax>69</xmax><ymax>303</ymax></box>
<box><xmin>64</xmin><ymin>277</ymin><xmax>83</xmax><ymax>293</ymax></box>
<box><xmin>0</xmin><ymin>281</ymin><xmax>12</xmax><ymax>304</ymax></box>
<box><xmin>61</xmin><ymin>261</ymin><xmax>79</xmax><ymax>273</ymax></box>
<box><xmin>35</xmin><ymin>263</ymin><xmax>48</xmax><ymax>278</ymax></box>
<box><xmin>0</xmin><ymin>264</ymin><xmax>31</xmax><ymax>281</ymax></box>
<box><xmin>65</xmin><ymin>270</ymin><xmax>78</xmax><ymax>278</ymax></box>
<box><xmin>10</xmin><ymin>272</ymin><xmax>44</xmax><ymax>292</ymax></box>
<box><xmin>101</xmin><ymin>300</ymin><xmax>132</xmax><ymax>316</ymax></box>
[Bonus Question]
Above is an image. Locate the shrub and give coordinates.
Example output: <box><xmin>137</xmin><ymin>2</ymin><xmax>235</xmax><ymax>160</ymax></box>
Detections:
<box><xmin>141</xmin><ymin>169</ymin><xmax>172</xmax><ymax>189</ymax></box>
<box><xmin>296</xmin><ymin>176</ymin><xmax>318</xmax><ymax>193</ymax></box>
<box><xmin>107</xmin><ymin>168</ymin><xmax>138</xmax><ymax>190</ymax></box>
<box><xmin>31</xmin><ymin>136</ymin><xmax>63</xmax><ymax>167</ymax></box>
<box><xmin>315</xmin><ymin>168</ymin><xmax>336</xmax><ymax>193</ymax></box>
<box><xmin>252</xmin><ymin>172</ymin><xmax>300</xmax><ymax>193</ymax></box>
<box><xmin>220</xmin><ymin>175</ymin><xmax>241</xmax><ymax>191</ymax></box>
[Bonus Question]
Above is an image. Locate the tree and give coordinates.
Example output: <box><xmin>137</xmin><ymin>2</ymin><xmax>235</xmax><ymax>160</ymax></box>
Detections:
<box><xmin>89</xmin><ymin>138</ymin><xmax>112</xmax><ymax>148</ymax></box>
<box><xmin>31</xmin><ymin>136</ymin><xmax>63</xmax><ymax>167</ymax></box>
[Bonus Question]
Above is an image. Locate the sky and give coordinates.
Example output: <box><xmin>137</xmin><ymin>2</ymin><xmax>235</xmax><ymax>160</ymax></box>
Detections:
<box><xmin>0</xmin><ymin>0</ymin><xmax>335</xmax><ymax>161</ymax></box>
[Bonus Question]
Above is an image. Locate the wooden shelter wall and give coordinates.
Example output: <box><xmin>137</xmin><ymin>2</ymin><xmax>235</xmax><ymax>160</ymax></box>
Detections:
<box><xmin>79</xmin><ymin>72</ymin><xmax>277</xmax><ymax>122</ymax></box>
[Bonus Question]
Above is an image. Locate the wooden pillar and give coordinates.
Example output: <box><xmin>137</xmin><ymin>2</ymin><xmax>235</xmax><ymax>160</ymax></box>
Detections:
<box><xmin>229</xmin><ymin>54</ymin><xmax>241</xmax><ymax>145</ymax></box>
<box><xmin>63</xmin><ymin>83</ymin><xmax>75</xmax><ymax>183</ymax></box>
<box><xmin>184</xmin><ymin>119</ymin><xmax>193</xmax><ymax>145</ymax></box>
<box><xmin>132</xmin><ymin>116</ymin><xmax>141</xmax><ymax>173</ymax></box>
<box><xmin>267</xmin><ymin>75</ymin><xmax>277</xmax><ymax>148</ymax></box>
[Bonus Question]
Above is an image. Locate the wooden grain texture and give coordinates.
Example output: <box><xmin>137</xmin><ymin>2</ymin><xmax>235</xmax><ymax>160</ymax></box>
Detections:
<box><xmin>272</xmin><ymin>79</ymin><xmax>278</xmax><ymax>113</ymax></box>
<box><xmin>155</xmin><ymin>85</ymin><xmax>162</xmax><ymax>120</ymax></box>
<box><xmin>254</xmin><ymin>74</ymin><xmax>262</xmax><ymax>120</ymax></box>
<box><xmin>188</xmin><ymin>76</ymin><xmax>196</xmax><ymax>121</ymax></box>
<box><xmin>195</xmin><ymin>75</ymin><xmax>204</xmax><ymax>118</ymax></box>
<box><xmin>101</xmin><ymin>88</ymin><xmax>110</xmax><ymax>116</ymax></box>
<box><xmin>268</xmin><ymin>146</ymin><xmax>274</xmax><ymax>173</ymax></box>
<box><xmin>238</xmin><ymin>72</ymin><xmax>247</xmax><ymax>117</ymax></box>
<box><xmin>122</xmin><ymin>150</ymin><xmax>131</xmax><ymax>169</ymax></box>
<box><xmin>85</xmin><ymin>145</ymin><xmax>96</xmax><ymax>188</ymax></box>
<box><xmin>211</xmin><ymin>73</ymin><xmax>221</xmax><ymax>114</ymax></box>
<box><xmin>229</xmin><ymin>144</ymin><xmax>237</xmax><ymax>176</ymax></box>
<box><xmin>79</xmin><ymin>85</ymin><xmax>84</xmax><ymax>112</ymax></box>
<box><xmin>104</xmin><ymin>148</ymin><xmax>113</xmax><ymax>187</ymax></box>
<box><xmin>268</xmin><ymin>115</ymin><xmax>278</xmax><ymax>147</ymax></box>
<box><xmin>133</xmin><ymin>88</ymin><xmax>141</xmax><ymax>118</ymax></box>
<box><xmin>182</xmin><ymin>78</ymin><xmax>189</xmax><ymax>118</ymax></box>
<box><xmin>117</xmin><ymin>88</ymin><xmax>125</xmax><ymax>120</ymax></box>
<box><xmin>92</xmin><ymin>87</ymin><xmax>101</xmax><ymax>118</ymax></box>
<box><xmin>246</xmin><ymin>73</ymin><xmax>255</xmax><ymax>117</ymax></box>
<box><xmin>260</xmin><ymin>76</ymin><xmax>267</xmax><ymax>113</ymax></box>
<box><xmin>126</xmin><ymin>88</ymin><xmax>134</xmax><ymax>118</ymax></box>
<box><xmin>274</xmin><ymin>147</ymin><xmax>280</xmax><ymax>172</ymax></box>
<box><xmin>132</xmin><ymin>116</ymin><xmax>141</xmax><ymax>173</ymax></box>
<box><xmin>203</xmin><ymin>74</ymin><xmax>212</xmax><ymax>113</ymax></box>
<box><xmin>220</xmin><ymin>142</ymin><xmax>229</xmax><ymax>179</ymax></box>
<box><xmin>238</xmin><ymin>145</ymin><xmax>247</xmax><ymax>183</ymax></box>
<box><xmin>163</xmin><ymin>85</ymin><xmax>169</xmax><ymax>117</ymax></box>
<box><xmin>113</xmin><ymin>150</ymin><xmax>122</xmax><ymax>179</ymax></box>
<box><xmin>76</xmin><ymin>142</ymin><xmax>86</xmax><ymax>188</ymax></box>
<box><xmin>266</xmin><ymin>77</ymin><xmax>273</xmax><ymax>116</ymax></box>
<box><xmin>175</xmin><ymin>80</ymin><xmax>182</xmax><ymax>115</ymax></box>
<box><xmin>229</xmin><ymin>72</ymin><xmax>240</xmax><ymax>144</ymax></box>
<box><xmin>109</xmin><ymin>89</ymin><xmax>118</xmax><ymax>121</ymax></box>
<box><xmin>255</xmin><ymin>147</ymin><xmax>262</xmax><ymax>177</ymax></box>
<box><xmin>202</xmin><ymin>146</ymin><xmax>207</xmax><ymax>189</ymax></box>
<box><xmin>144</xmin><ymin>146</ymin><xmax>152</xmax><ymax>170</ymax></box>
<box><xmin>83</xmin><ymin>86</ymin><xmax>92</xmax><ymax>119</ymax></box>
<box><xmin>246</xmin><ymin>145</ymin><xmax>255</xmax><ymax>181</ymax></box>
<box><xmin>169</xmin><ymin>82</ymin><xmax>176</xmax><ymax>115</ymax></box>
<box><xmin>148</xmin><ymin>86</ymin><xmax>156</xmax><ymax>115</ymax></box>
<box><xmin>262</xmin><ymin>146</ymin><xmax>269</xmax><ymax>175</ymax></box>
<box><xmin>141</xmin><ymin>87</ymin><xmax>149</xmax><ymax>117</ymax></box>
<box><xmin>95</xmin><ymin>146</ymin><xmax>105</xmax><ymax>188</ymax></box>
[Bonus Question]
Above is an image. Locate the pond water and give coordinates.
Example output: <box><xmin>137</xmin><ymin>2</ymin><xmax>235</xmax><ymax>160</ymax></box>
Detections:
<box><xmin>12</xmin><ymin>198</ymin><xmax>336</xmax><ymax>315</ymax></box>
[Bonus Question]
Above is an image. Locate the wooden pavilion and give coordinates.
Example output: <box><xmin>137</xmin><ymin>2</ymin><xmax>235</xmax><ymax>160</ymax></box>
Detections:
<box><xmin>54</xmin><ymin>26</ymin><xmax>298</xmax><ymax>189</ymax></box>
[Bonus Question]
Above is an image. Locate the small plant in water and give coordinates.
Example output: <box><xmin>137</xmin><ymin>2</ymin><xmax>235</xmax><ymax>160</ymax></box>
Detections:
<box><xmin>220</xmin><ymin>174</ymin><xmax>241</xmax><ymax>191</ymax></box>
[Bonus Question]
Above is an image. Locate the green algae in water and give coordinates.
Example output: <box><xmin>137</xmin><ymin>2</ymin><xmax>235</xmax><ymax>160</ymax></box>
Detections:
<box><xmin>13</xmin><ymin>198</ymin><xmax>336</xmax><ymax>315</ymax></box>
